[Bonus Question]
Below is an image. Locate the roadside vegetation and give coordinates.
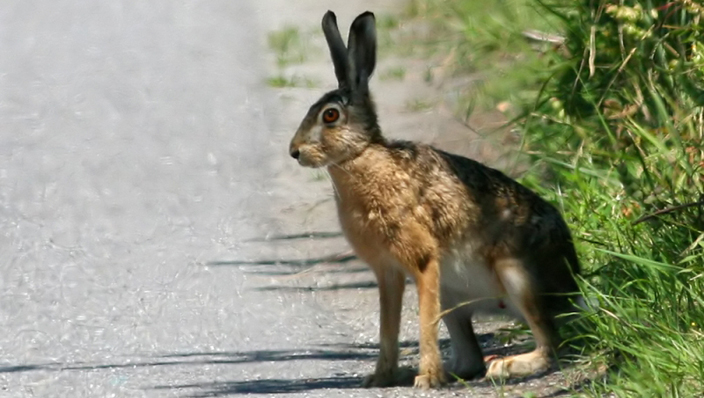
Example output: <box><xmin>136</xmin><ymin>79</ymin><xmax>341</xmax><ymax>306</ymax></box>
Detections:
<box><xmin>410</xmin><ymin>0</ymin><xmax>704</xmax><ymax>395</ymax></box>
<box><xmin>266</xmin><ymin>26</ymin><xmax>321</xmax><ymax>88</ymax></box>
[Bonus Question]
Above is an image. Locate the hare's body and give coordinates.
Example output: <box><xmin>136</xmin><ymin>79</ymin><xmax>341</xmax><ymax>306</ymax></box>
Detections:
<box><xmin>290</xmin><ymin>11</ymin><xmax>580</xmax><ymax>389</ymax></box>
<box><xmin>327</xmin><ymin>140</ymin><xmax>578</xmax><ymax>384</ymax></box>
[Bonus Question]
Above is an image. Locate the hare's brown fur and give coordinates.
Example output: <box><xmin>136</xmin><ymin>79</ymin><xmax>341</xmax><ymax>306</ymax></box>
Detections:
<box><xmin>290</xmin><ymin>11</ymin><xmax>580</xmax><ymax>389</ymax></box>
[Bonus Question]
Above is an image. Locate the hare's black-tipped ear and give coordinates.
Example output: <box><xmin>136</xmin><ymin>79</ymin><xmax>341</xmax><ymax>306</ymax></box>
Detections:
<box><xmin>322</xmin><ymin>11</ymin><xmax>350</xmax><ymax>89</ymax></box>
<box><xmin>347</xmin><ymin>11</ymin><xmax>376</xmax><ymax>92</ymax></box>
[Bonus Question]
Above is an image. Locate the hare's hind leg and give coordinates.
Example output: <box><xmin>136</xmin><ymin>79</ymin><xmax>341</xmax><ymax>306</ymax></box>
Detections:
<box><xmin>486</xmin><ymin>257</ymin><xmax>561</xmax><ymax>379</ymax></box>
<box><xmin>363</xmin><ymin>266</ymin><xmax>406</xmax><ymax>388</ymax></box>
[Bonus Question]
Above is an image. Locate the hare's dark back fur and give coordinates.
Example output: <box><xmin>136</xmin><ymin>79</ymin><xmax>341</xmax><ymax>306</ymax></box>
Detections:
<box><xmin>350</xmin><ymin>138</ymin><xmax>579</xmax><ymax>303</ymax></box>
<box><xmin>386</xmin><ymin>141</ymin><xmax>580</xmax><ymax>302</ymax></box>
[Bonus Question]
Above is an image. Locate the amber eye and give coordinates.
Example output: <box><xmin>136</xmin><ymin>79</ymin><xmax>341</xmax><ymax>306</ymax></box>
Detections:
<box><xmin>322</xmin><ymin>108</ymin><xmax>340</xmax><ymax>124</ymax></box>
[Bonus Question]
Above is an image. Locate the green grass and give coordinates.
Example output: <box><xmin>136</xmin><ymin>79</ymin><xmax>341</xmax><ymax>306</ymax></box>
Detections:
<box><xmin>413</xmin><ymin>0</ymin><xmax>704</xmax><ymax>396</ymax></box>
<box><xmin>266</xmin><ymin>75</ymin><xmax>317</xmax><ymax>88</ymax></box>
<box><xmin>406</xmin><ymin>0</ymin><xmax>564</xmax><ymax>110</ymax></box>
<box><xmin>267</xmin><ymin>26</ymin><xmax>312</xmax><ymax>67</ymax></box>
<box><xmin>376</xmin><ymin>14</ymin><xmax>405</xmax><ymax>57</ymax></box>
<box><xmin>380</xmin><ymin>66</ymin><xmax>407</xmax><ymax>81</ymax></box>
<box><xmin>519</xmin><ymin>3</ymin><xmax>704</xmax><ymax>395</ymax></box>
<box><xmin>405</xmin><ymin>98</ymin><xmax>436</xmax><ymax>112</ymax></box>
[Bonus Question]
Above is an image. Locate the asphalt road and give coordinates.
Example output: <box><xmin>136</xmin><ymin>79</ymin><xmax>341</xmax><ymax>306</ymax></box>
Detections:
<box><xmin>0</xmin><ymin>1</ymin><xmax>572</xmax><ymax>397</ymax></box>
<box><xmin>0</xmin><ymin>1</ymin><xmax>381</xmax><ymax>397</ymax></box>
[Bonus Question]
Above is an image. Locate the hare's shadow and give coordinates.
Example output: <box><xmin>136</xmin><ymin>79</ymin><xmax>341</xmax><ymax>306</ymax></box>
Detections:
<box><xmin>146</xmin><ymin>338</ymin><xmax>575</xmax><ymax>397</ymax></box>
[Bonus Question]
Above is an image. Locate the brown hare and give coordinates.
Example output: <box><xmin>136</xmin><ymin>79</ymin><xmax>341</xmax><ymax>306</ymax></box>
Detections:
<box><xmin>289</xmin><ymin>10</ymin><xmax>581</xmax><ymax>389</ymax></box>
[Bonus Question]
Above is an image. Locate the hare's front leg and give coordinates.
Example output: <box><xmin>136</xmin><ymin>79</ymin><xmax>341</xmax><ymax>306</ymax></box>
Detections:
<box><xmin>363</xmin><ymin>266</ymin><xmax>406</xmax><ymax>387</ymax></box>
<box><xmin>413</xmin><ymin>257</ymin><xmax>446</xmax><ymax>389</ymax></box>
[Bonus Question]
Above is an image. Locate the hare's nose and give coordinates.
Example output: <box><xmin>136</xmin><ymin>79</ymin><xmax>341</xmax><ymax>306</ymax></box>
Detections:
<box><xmin>290</xmin><ymin>149</ymin><xmax>300</xmax><ymax>159</ymax></box>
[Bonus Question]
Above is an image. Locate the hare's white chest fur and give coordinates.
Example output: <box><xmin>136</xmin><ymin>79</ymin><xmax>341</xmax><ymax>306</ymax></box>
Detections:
<box><xmin>439</xmin><ymin>242</ymin><xmax>522</xmax><ymax>318</ymax></box>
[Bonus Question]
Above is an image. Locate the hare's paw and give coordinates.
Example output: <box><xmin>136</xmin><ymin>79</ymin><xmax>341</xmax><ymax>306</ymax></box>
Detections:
<box><xmin>485</xmin><ymin>350</ymin><xmax>551</xmax><ymax>380</ymax></box>
<box><xmin>445</xmin><ymin>358</ymin><xmax>485</xmax><ymax>381</ymax></box>
<box><xmin>413</xmin><ymin>365</ymin><xmax>446</xmax><ymax>389</ymax></box>
<box><xmin>362</xmin><ymin>370</ymin><xmax>396</xmax><ymax>388</ymax></box>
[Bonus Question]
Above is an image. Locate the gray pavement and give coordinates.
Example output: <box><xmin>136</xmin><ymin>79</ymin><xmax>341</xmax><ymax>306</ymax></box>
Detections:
<box><xmin>0</xmin><ymin>1</ymin><xmax>574</xmax><ymax>397</ymax></box>
<box><xmin>0</xmin><ymin>1</ymin><xmax>374</xmax><ymax>397</ymax></box>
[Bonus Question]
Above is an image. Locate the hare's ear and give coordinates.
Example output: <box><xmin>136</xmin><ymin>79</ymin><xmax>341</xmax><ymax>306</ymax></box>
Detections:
<box><xmin>322</xmin><ymin>11</ymin><xmax>350</xmax><ymax>89</ymax></box>
<box><xmin>347</xmin><ymin>11</ymin><xmax>376</xmax><ymax>92</ymax></box>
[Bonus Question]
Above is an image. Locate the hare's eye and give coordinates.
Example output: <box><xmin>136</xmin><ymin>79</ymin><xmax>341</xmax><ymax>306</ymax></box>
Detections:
<box><xmin>322</xmin><ymin>108</ymin><xmax>340</xmax><ymax>124</ymax></box>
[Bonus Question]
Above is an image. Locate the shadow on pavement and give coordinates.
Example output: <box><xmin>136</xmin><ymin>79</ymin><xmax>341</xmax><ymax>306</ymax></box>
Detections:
<box><xmin>1</xmin><ymin>342</ymin><xmax>576</xmax><ymax>395</ymax></box>
<box><xmin>152</xmin><ymin>375</ymin><xmax>365</xmax><ymax>396</ymax></box>
<box><xmin>0</xmin><ymin>364</ymin><xmax>49</xmax><ymax>373</ymax></box>
<box><xmin>255</xmin><ymin>280</ymin><xmax>378</xmax><ymax>292</ymax></box>
<box><xmin>155</xmin><ymin>348</ymin><xmax>376</xmax><ymax>362</ymax></box>
<box><xmin>0</xmin><ymin>347</ymin><xmax>376</xmax><ymax>374</ymax></box>
<box><xmin>245</xmin><ymin>231</ymin><xmax>344</xmax><ymax>242</ymax></box>
<box><xmin>146</xmin><ymin>339</ymin><xmax>570</xmax><ymax>396</ymax></box>
<box><xmin>252</xmin><ymin>266</ymin><xmax>370</xmax><ymax>276</ymax></box>
<box><xmin>207</xmin><ymin>253</ymin><xmax>357</xmax><ymax>268</ymax></box>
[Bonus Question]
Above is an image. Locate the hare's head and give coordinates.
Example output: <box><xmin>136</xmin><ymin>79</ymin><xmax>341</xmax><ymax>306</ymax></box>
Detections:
<box><xmin>289</xmin><ymin>11</ymin><xmax>381</xmax><ymax>168</ymax></box>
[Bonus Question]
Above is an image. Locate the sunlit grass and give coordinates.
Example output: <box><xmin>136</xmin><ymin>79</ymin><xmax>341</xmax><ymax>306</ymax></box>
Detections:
<box><xmin>522</xmin><ymin>1</ymin><xmax>704</xmax><ymax>396</ymax></box>
<box><xmin>266</xmin><ymin>75</ymin><xmax>318</xmax><ymax>88</ymax></box>
<box><xmin>267</xmin><ymin>27</ymin><xmax>309</xmax><ymax>67</ymax></box>
<box><xmin>407</xmin><ymin>0</ymin><xmax>564</xmax><ymax>110</ymax></box>
<box><xmin>379</xmin><ymin>66</ymin><xmax>407</xmax><ymax>81</ymax></box>
<box><xmin>405</xmin><ymin>98</ymin><xmax>436</xmax><ymax>112</ymax></box>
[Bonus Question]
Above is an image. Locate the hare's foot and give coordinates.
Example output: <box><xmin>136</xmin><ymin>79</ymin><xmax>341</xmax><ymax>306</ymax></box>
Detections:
<box><xmin>485</xmin><ymin>349</ymin><xmax>551</xmax><ymax>379</ymax></box>
<box><xmin>413</xmin><ymin>362</ymin><xmax>446</xmax><ymax>389</ymax></box>
<box><xmin>445</xmin><ymin>358</ymin><xmax>485</xmax><ymax>381</ymax></box>
<box><xmin>362</xmin><ymin>369</ymin><xmax>397</xmax><ymax>388</ymax></box>
<box><xmin>441</xmin><ymin>304</ymin><xmax>486</xmax><ymax>381</ymax></box>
